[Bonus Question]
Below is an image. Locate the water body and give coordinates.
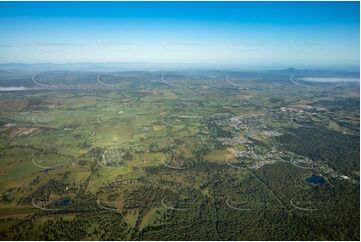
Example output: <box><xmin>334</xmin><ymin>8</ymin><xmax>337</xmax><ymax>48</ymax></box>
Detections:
<box><xmin>306</xmin><ymin>175</ymin><xmax>326</xmax><ymax>185</ymax></box>
<box><xmin>54</xmin><ymin>198</ymin><xmax>71</xmax><ymax>206</ymax></box>
<box><xmin>0</xmin><ymin>86</ymin><xmax>33</xmax><ymax>91</ymax></box>
<box><xmin>300</xmin><ymin>77</ymin><xmax>360</xmax><ymax>83</ymax></box>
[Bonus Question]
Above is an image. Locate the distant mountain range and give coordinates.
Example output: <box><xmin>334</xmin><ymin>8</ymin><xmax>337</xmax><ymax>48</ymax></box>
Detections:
<box><xmin>0</xmin><ymin>62</ymin><xmax>359</xmax><ymax>73</ymax></box>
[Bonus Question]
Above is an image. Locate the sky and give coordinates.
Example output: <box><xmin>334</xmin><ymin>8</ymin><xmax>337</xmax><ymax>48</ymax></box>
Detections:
<box><xmin>0</xmin><ymin>1</ymin><xmax>359</xmax><ymax>69</ymax></box>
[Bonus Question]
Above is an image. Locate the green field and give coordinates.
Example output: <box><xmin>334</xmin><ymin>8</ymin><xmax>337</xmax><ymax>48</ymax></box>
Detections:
<box><xmin>0</xmin><ymin>70</ymin><xmax>359</xmax><ymax>240</ymax></box>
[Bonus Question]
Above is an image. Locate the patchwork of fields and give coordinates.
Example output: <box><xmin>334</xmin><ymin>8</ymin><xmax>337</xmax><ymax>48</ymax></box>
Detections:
<box><xmin>0</xmin><ymin>69</ymin><xmax>359</xmax><ymax>240</ymax></box>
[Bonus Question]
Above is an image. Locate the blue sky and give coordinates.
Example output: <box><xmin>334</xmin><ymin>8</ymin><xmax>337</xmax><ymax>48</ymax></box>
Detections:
<box><xmin>0</xmin><ymin>1</ymin><xmax>359</xmax><ymax>68</ymax></box>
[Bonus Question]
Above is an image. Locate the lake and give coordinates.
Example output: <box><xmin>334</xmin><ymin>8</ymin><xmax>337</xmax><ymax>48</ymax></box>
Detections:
<box><xmin>0</xmin><ymin>86</ymin><xmax>33</xmax><ymax>91</ymax></box>
<box><xmin>300</xmin><ymin>77</ymin><xmax>360</xmax><ymax>83</ymax></box>
<box><xmin>306</xmin><ymin>175</ymin><xmax>326</xmax><ymax>185</ymax></box>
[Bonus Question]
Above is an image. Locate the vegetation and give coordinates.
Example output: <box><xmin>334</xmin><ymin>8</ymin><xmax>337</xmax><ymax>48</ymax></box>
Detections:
<box><xmin>0</xmin><ymin>69</ymin><xmax>359</xmax><ymax>240</ymax></box>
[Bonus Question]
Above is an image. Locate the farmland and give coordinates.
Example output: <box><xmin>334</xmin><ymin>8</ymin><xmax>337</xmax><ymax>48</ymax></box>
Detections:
<box><xmin>0</xmin><ymin>69</ymin><xmax>359</xmax><ymax>240</ymax></box>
